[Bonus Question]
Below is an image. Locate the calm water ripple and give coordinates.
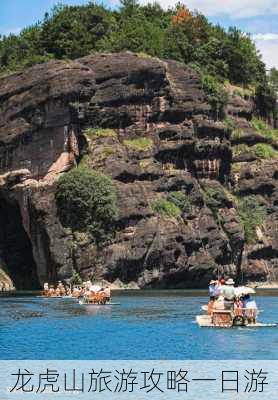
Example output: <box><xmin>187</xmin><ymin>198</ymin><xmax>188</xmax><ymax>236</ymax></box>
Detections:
<box><xmin>0</xmin><ymin>291</ymin><xmax>277</xmax><ymax>359</ymax></box>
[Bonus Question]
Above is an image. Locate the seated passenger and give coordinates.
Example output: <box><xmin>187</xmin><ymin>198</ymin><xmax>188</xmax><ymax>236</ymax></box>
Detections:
<box><xmin>234</xmin><ymin>297</ymin><xmax>243</xmax><ymax>316</ymax></box>
<box><xmin>43</xmin><ymin>283</ymin><xmax>49</xmax><ymax>296</ymax></box>
<box><xmin>207</xmin><ymin>298</ymin><xmax>215</xmax><ymax>315</ymax></box>
<box><xmin>57</xmin><ymin>281</ymin><xmax>64</xmax><ymax>289</ymax></box>
<box><xmin>214</xmin><ymin>295</ymin><xmax>225</xmax><ymax>310</ymax></box>
<box><xmin>104</xmin><ymin>287</ymin><xmax>111</xmax><ymax>302</ymax></box>
<box><xmin>72</xmin><ymin>288</ymin><xmax>80</xmax><ymax>298</ymax></box>
<box><xmin>243</xmin><ymin>295</ymin><xmax>258</xmax><ymax>324</ymax></box>
<box><xmin>48</xmin><ymin>285</ymin><xmax>55</xmax><ymax>297</ymax></box>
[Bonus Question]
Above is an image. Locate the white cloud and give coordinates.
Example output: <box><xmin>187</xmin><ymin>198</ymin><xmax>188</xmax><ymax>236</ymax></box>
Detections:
<box><xmin>139</xmin><ymin>0</ymin><xmax>278</xmax><ymax>18</ymax></box>
<box><xmin>253</xmin><ymin>33</ymin><xmax>278</xmax><ymax>41</ymax></box>
<box><xmin>253</xmin><ymin>34</ymin><xmax>278</xmax><ymax>69</ymax></box>
<box><xmin>0</xmin><ymin>27</ymin><xmax>22</xmax><ymax>36</ymax></box>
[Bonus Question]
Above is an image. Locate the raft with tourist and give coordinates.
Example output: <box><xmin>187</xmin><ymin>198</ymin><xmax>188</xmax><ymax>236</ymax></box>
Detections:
<box><xmin>78</xmin><ymin>283</ymin><xmax>110</xmax><ymax>305</ymax></box>
<box><xmin>40</xmin><ymin>281</ymin><xmax>71</xmax><ymax>298</ymax></box>
<box><xmin>41</xmin><ymin>280</ymin><xmax>119</xmax><ymax>305</ymax></box>
<box><xmin>196</xmin><ymin>278</ymin><xmax>277</xmax><ymax>328</ymax></box>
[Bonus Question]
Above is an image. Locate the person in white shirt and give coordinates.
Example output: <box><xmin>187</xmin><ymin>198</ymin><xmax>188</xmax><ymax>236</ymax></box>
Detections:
<box><xmin>221</xmin><ymin>278</ymin><xmax>236</xmax><ymax>310</ymax></box>
<box><xmin>208</xmin><ymin>280</ymin><xmax>217</xmax><ymax>299</ymax></box>
<box><xmin>242</xmin><ymin>295</ymin><xmax>257</xmax><ymax>324</ymax></box>
<box><xmin>104</xmin><ymin>287</ymin><xmax>111</xmax><ymax>302</ymax></box>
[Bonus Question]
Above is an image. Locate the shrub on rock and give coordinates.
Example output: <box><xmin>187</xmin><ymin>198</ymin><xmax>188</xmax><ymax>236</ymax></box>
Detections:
<box><xmin>237</xmin><ymin>195</ymin><xmax>267</xmax><ymax>244</ymax></box>
<box><xmin>151</xmin><ymin>198</ymin><xmax>181</xmax><ymax>218</ymax></box>
<box><xmin>55</xmin><ymin>167</ymin><xmax>118</xmax><ymax>243</ymax></box>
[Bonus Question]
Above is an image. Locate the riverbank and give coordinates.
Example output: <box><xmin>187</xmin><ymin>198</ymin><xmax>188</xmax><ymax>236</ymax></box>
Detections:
<box><xmin>249</xmin><ymin>281</ymin><xmax>278</xmax><ymax>289</ymax></box>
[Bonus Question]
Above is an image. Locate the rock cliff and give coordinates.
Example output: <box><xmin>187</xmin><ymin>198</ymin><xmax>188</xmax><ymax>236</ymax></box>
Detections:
<box><xmin>0</xmin><ymin>52</ymin><xmax>277</xmax><ymax>289</ymax></box>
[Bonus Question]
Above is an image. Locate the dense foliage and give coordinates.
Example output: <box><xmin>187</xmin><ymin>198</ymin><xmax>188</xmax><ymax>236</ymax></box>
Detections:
<box><xmin>237</xmin><ymin>195</ymin><xmax>267</xmax><ymax>244</ymax></box>
<box><xmin>0</xmin><ymin>1</ymin><xmax>266</xmax><ymax>86</ymax></box>
<box><xmin>269</xmin><ymin>68</ymin><xmax>278</xmax><ymax>92</ymax></box>
<box><xmin>55</xmin><ymin>167</ymin><xmax>118</xmax><ymax>243</ymax></box>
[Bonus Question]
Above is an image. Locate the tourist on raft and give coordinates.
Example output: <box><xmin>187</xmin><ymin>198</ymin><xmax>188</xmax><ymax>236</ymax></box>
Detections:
<box><xmin>207</xmin><ymin>277</ymin><xmax>236</xmax><ymax>311</ymax></box>
<box><xmin>48</xmin><ymin>285</ymin><xmax>55</xmax><ymax>297</ymax></box>
<box><xmin>42</xmin><ymin>280</ymin><xmax>112</xmax><ymax>304</ymax></box>
<box><xmin>242</xmin><ymin>294</ymin><xmax>258</xmax><ymax>324</ymax></box>
<box><xmin>234</xmin><ymin>297</ymin><xmax>244</xmax><ymax>317</ymax></box>
<box><xmin>206</xmin><ymin>277</ymin><xmax>258</xmax><ymax>324</ymax></box>
<box><xmin>43</xmin><ymin>282</ymin><xmax>49</xmax><ymax>296</ymax></box>
<box><xmin>214</xmin><ymin>279</ymin><xmax>223</xmax><ymax>297</ymax></box>
<box><xmin>43</xmin><ymin>281</ymin><xmax>70</xmax><ymax>297</ymax></box>
<box><xmin>220</xmin><ymin>278</ymin><xmax>236</xmax><ymax>309</ymax></box>
<box><xmin>104</xmin><ymin>287</ymin><xmax>111</xmax><ymax>302</ymax></box>
<box><xmin>208</xmin><ymin>280</ymin><xmax>217</xmax><ymax>299</ymax></box>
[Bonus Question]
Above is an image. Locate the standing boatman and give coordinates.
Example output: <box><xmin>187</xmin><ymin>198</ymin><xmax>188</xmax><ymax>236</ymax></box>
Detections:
<box><xmin>221</xmin><ymin>278</ymin><xmax>236</xmax><ymax>309</ymax></box>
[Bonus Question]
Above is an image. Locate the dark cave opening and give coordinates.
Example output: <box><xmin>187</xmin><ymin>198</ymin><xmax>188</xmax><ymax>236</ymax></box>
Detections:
<box><xmin>0</xmin><ymin>194</ymin><xmax>40</xmax><ymax>290</ymax></box>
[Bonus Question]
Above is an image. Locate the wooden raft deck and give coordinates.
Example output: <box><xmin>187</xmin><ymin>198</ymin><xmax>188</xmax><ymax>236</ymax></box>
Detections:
<box><xmin>196</xmin><ymin>315</ymin><xmax>277</xmax><ymax>328</ymax></box>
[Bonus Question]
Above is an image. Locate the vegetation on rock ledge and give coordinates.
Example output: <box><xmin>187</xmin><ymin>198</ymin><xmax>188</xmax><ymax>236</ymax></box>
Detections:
<box><xmin>167</xmin><ymin>191</ymin><xmax>191</xmax><ymax>213</ymax></box>
<box><xmin>151</xmin><ymin>191</ymin><xmax>191</xmax><ymax>218</ymax></box>
<box><xmin>151</xmin><ymin>198</ymin><xmax>181</xmax><ymax>218</ymax></box>
<box><xmin>237</xmin><ymin>195</ymin><xmax>267</xmax><ymax>244</ymax></box>
<box><xmin>233</xmin><ymin>143</ymin><xmax>278</xmax><ymax>159</ymax></box>
<box><xmin>55</xmin><ymin>167</ymin><xmax>118</xmax><ymax>244</ymax></box>
<box><xmin>84</xmin><ymin>128</ymin><xmax>117</xmax><ymax>139</ymax></box>
<box><xmin>250</xmin><ymin>118</ymin><xmax>278</xmax><ymax>141</ymax></box>
<box><xmin>124</xmin><ymin>137</ymin><xmax>153</xmax><ymax>151</ymax></box>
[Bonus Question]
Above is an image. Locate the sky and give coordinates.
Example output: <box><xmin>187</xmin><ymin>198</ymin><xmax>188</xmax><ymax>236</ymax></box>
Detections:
<box><xmin>0</xmin><ymin>0</ymin><xmax>277</xmax><ymax>69</ymax></box>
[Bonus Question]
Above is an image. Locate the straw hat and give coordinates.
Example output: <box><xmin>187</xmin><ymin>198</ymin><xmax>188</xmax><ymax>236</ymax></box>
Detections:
<box><xmin>226</xmin><ymin>278</ymin><xmax>235</xmax><ymax>285</ymax></box>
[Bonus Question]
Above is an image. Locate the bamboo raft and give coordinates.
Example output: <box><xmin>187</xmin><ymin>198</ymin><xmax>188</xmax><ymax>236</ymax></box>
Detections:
<box><xmin>78</xmin><ymin>299</ymin><xmax>120</xmax><ymax>306</ymax></box>
<box><xmin>37</xmin><ymin>295</ymin><xmax>72</xmax><ymax>299</ymax></box>
<box><xmin>196</xmin><ymin>314</ymin><xmax>277</xmax><ymax>328</ymax></box>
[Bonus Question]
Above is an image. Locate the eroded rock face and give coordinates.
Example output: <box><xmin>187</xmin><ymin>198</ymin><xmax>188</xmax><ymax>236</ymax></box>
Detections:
<box><xmin>0</xmin><ymin>263</ymin><xmax>15</xmax><ymax>291</ymax></box>
<box><xmin>0</xmin><ymin>52</ymin><xmax>277</xmax><ymax>289</ymax></box>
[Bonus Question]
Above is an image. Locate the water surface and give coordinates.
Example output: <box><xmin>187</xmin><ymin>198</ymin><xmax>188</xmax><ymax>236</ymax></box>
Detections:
<box><xmin>0</xmin><ymin>290</ymin><xmax>277</xmax><ymax>359</ymax></box>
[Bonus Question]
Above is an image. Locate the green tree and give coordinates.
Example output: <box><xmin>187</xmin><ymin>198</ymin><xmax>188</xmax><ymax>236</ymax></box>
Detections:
<box><xmin>0</xmin><ymin>1</ymin><xmax>268</xmax><ymax>87</ymax></box>
<box><xmin>164</xmin><ymin>23</ymin><xmax>194</xmax><ymax>63</ymax></box>
<box><xmin>55</xmin><ymin>167</ymin><xmax>118</xmax><ymax>243</ymax></box>
<box><xmin>269</xmin><ymin>68</ymin><xmax>278</xmax><ymax>92</ymax></box>
<box><xmin>222</xmin><ymin>27</ymin><xmax>265</xmax><ymax>85</ymax></box>
<box><xmin>193</xmin><ymin>37</ymin><xmax>229</xmax><ymax>81</ymax></box>
<box><xmin>100</xmin><ymin>1</ymin><xmax>165</xmax><ymax>57</ymax></box>
<box><xmin>0</xmin><ymin>24</ymin><xmax>52</xmax><ymax>75</ymax></box>
<box><xmin>40</xmin><ymin>3</ymin><xmax>115</xmax><ymax>59</ymax></box>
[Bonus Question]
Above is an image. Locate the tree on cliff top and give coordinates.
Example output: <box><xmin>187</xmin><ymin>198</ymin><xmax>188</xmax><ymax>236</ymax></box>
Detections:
<box><xmin>55</xmin><ymin>167</ymin><xmax>118</xmax><ymax>244</ymax></box>
<box><xmin>0</xmin><ymin>1</ymin><xmax>266</xmax><ymax>87</ymax></box>
<box><xmin>269</xmin><ymin>68</ymin><xmax>278</xmax><ymax>92</ymax></box>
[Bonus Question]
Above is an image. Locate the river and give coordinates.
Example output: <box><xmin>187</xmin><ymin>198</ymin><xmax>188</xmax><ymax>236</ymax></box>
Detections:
<box><xmin>0</xmin><ymin>290</ymin><xmax>277</xmax><ymax>359</ymax></box>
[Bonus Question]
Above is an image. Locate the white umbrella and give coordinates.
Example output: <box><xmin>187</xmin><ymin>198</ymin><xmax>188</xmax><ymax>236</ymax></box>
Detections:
<box><xmin>90</xmin><ymin>285</ymin><xmax>101</xmax><ymax>292</ymax></box>
<box><xmin>235</xmin><ymin>286</ymin><xmax>256</xmax><ymax>297</ymax></box>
